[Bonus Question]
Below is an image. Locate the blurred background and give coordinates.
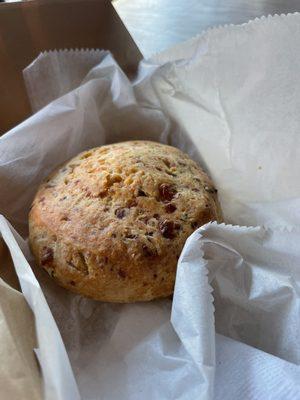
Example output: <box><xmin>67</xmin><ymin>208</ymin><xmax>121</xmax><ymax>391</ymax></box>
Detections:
<box><xmin>2</xmin><ymin>0</ymin><xmax>300</xmax><ymax>58</ymax></box>
<box><xmin>113</xmin><ymin>0</ymin><xmax>299</xmax><ymax>58</ymax></box>
<box><xmin>1</xmin><ymin>0</ymin><xmax>300</xmax><ymax>134</ymax></box>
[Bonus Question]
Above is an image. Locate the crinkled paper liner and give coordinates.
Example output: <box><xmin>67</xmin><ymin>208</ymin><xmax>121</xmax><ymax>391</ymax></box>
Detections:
<box><xmin>1</xmin><ymin>12</ymin><xmax>300</xmax><ymax>400</ymax></box>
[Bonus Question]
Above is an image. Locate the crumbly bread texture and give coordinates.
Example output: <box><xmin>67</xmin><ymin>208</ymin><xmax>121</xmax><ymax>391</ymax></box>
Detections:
<box><xmin>29</xmin><ymin>141</ymin><xmax>222</xmax><ymax>302</ymax></box>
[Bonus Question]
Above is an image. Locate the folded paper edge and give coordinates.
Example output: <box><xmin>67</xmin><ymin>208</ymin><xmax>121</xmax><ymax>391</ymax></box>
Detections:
<box><xmin>0</xmin><ymin>214</ymin><xmax>81</xmax><ymax>400</ymax></box>
<box><xmin>206</xmin><ymin>220</ymin><xmax>300</xmax><ymax>236</ymax></box>
<box><xmin>170</xmin><ymin>224</ymin><xmax>216</xmax><ymax>399</ymax></box>
<box><xmin>150</xmin><ymin>12</ymin><xmax>300</xmax><ymax>62</ymax></box>
<box><xmin>170</xmin><ymin>221</ymin><xmax>268</xmax><ymax>398</ymax></box>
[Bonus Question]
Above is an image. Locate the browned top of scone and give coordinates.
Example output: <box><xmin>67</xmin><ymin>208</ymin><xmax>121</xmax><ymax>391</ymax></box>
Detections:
<box><xmin>29</xmin><ymin>141</ymin><xmax>222</xmax><ymax>301</ymax></box>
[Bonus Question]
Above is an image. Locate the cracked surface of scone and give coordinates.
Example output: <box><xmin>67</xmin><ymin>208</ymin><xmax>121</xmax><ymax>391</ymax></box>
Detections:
<box><xmin>29</xmin><ymin>141</ymin><xmax>222</xmax><ymax>302</ymax></box>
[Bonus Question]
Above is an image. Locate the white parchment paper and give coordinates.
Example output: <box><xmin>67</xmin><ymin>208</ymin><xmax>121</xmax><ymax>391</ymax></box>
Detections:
<box><xmin>1</xmin><ymin>13</ymin><xmax>300</xmax><ymax>400</ymax></box>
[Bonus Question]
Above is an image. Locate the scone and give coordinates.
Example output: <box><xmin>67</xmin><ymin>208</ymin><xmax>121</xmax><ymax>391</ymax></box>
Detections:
<box><xmin>29</xmin><ymin>141</ymin><xmax>222</xmax><ymax>302</ymax></box>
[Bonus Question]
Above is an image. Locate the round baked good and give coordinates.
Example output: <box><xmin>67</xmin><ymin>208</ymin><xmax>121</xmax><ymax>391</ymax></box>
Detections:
<box><xmin>29</xmin><ymin>141</ymin><xmax>222</xmax><ymax>302</ymax></box>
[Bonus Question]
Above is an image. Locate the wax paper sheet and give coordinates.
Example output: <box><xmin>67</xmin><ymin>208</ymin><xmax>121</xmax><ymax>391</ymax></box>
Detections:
<box><xmin>1</xmin><ymin>13</ymin><xmax>300</xmax><ymax>400</ymax></box>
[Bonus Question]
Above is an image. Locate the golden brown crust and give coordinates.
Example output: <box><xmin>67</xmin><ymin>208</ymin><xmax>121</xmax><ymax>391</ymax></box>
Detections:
<box><xmin>29</xmin><ymin>141</ymin><xmax>222</xmax><ymax>302</ymax></box>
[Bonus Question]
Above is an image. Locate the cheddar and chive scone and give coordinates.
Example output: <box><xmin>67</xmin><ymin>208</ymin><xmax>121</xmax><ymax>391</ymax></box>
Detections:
<box><xmin>29</xmin><ymin>141</ymin><xmax>222</xmax><ymax>302</ymax></box>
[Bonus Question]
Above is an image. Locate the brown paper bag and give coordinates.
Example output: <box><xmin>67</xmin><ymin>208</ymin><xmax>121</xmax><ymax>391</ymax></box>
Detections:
<box><xmin>0</xmin><ymin>0</ymin><xmax>141</xmax><ymax>135</ymax></box>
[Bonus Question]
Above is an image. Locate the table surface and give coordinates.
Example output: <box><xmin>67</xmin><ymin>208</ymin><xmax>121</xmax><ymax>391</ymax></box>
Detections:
<box><xmin>113</xmin><ymin>0</ymin><xmax>300</xmax><ymax>58</ymax></box>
